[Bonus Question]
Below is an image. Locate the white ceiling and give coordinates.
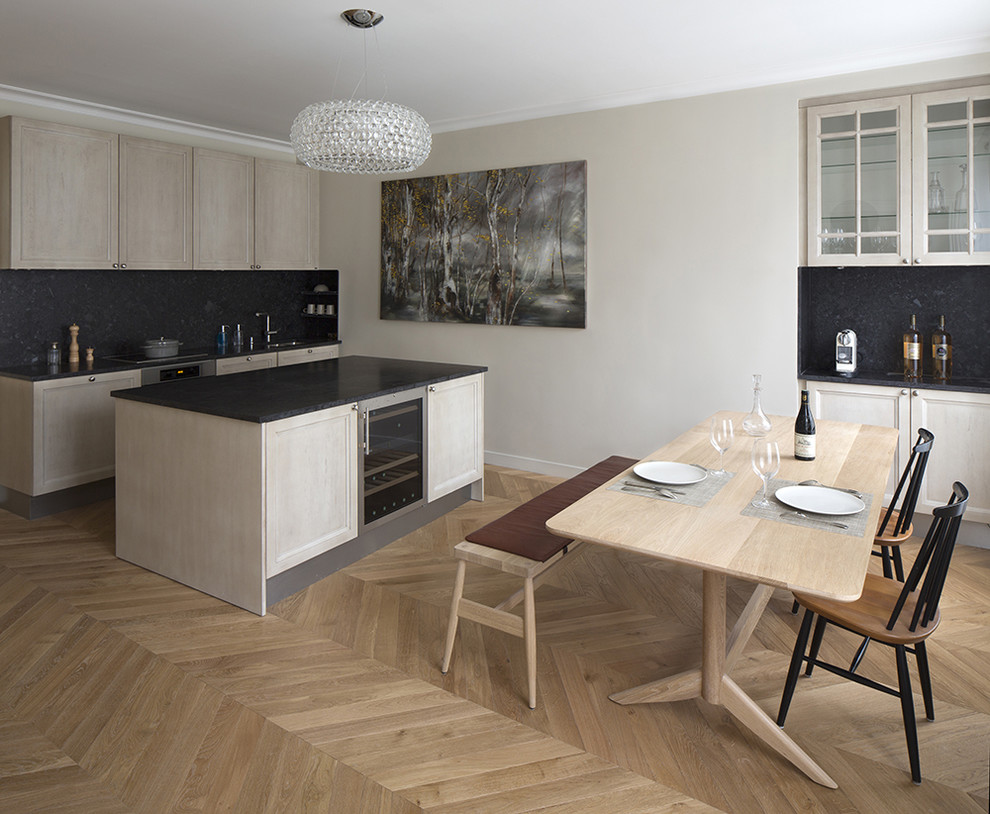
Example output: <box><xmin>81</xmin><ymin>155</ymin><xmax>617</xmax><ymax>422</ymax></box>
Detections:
<box><xmin>2</xmin><ymin>0</ymin><xmax>989</xmax><ymax>146</ymax></box>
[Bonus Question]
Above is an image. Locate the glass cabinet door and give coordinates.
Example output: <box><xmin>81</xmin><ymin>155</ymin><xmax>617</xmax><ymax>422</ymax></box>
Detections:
<box><xmin>807</xmin><ymin>96</ymin><xmax>911</xmax><ymax>265</ymax></box>
<box><xmin>913</xmin><ymin>85</ymin><xmax>990</xmax><ymax>264</ymax></box>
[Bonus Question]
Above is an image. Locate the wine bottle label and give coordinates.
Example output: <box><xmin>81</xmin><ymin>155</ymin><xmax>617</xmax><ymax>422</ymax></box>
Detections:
<box><xmin>904</xmin><ymin>341</ymin><xmax>921</xmax><ymax>360</ymax></box>
<box><xmin>795</xmin><ymin>433</ymin><xmax>816</xmax><ymax>458</ymax></box>
<box><xmin>933</xmin><ymin>344</ymin><xmax>951</xmax><ymax>360</ymax></box>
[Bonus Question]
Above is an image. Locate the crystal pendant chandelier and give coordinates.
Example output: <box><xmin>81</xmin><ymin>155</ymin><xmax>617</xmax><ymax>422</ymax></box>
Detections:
<box><xmin>290</xmin><ymin>9</ymin><xmax>432</xmax><ymax>174</ymax></box>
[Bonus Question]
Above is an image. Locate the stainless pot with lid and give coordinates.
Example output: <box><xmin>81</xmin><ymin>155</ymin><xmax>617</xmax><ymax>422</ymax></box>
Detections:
<box><xmin>142</xmin><ymin>337</ymin><xmax>182</xmax><ymax>358</ymax></box>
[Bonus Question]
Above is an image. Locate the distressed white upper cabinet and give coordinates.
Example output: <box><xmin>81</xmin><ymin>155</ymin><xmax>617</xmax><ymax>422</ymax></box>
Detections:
<box><xmin>119</xmin><ymin>137</ymin><xmax>192</xmax><ymax>269</ymax></box>
<box><xmin>264</xmin><ymin>403</ymin><xmax>359</xmax><ymax>576</ymax></box>
<box><xmin>1</xmin><ymin>117</ymin><xmax>119</xmax><ymax>269</ymax></box>
<box><xmin>911</xmin><ymin>86</ymin><xmax>990</xmax><ymax>265</ymax></box>
<box><xmin>194</xmin><ymin>150</ymin><xmax>319</xmax><ymax>270</ymax></box>
<box><xmin>254</xmin><ymin>158</ymin><xmax>319</xmax><ymax>269</ymax></box>
<box><xmin>807</xmin><ymin>97</ymin><xmax>912</xmax><ymax>266</ymax></box>
<box><xmin>427</xmin><ymin>373</ymin><xmax>484</xmax><ymax>502</ymax></box>
<box><xmin>193</xmin><ymin>148</ymin><xmax>255</xmax><ymax>270</ymax></box>
<box><xmin>805</xmin><ymin>380</ymin><xmax>990</xmax><ymax>523</ymax></box>
<box><xmin>806</xmin><ymin>82</ymin><xmax>990</xmax><ymax>266</ymax></box>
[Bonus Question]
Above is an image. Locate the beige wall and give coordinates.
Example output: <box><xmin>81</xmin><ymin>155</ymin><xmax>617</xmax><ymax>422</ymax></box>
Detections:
<box><xmin>323</xmin><ymin>53</ymin><xmax>990</xmax><ymax>475</ymax></box>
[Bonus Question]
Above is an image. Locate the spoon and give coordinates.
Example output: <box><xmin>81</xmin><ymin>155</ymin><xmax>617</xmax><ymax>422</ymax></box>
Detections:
<box><xmin>780</xmin><ymin>510</ymin><xmax>848</xmax><ymax>529</ymax></box>
<box><xmin>798</xmin><ymin>479</ymin><xmax>863</xmax><ymax>498</ymax></box>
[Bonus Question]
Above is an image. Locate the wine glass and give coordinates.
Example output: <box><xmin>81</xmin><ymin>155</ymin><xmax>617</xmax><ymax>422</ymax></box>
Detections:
<box><xmin>751</xmin><ymin>439</ymin><xmax>780</xmax><ymax>508</ymax></box>
<box><xmin>709</xmin><ymin>417</ymin><xmax>734</xmax><ymax>476</ymax></box>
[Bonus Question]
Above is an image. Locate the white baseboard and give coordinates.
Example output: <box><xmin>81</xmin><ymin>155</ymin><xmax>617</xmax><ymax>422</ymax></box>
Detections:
<box><xmin>483</xmin><ymin>450</ymin><xmax>584</xmax><ymax>479</ymax></box>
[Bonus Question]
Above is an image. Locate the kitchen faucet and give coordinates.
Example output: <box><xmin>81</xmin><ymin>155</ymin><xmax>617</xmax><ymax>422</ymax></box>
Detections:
<box><xmin>255</xmin><ymin>312</ymin><xmax>278</xmax><ymax>347</ymax></box>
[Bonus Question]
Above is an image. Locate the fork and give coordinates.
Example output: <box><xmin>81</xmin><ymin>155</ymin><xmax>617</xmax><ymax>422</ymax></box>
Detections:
<box><xmin>780</xmin><ymin>510</ymin><xmax>848</xmax><ymax>530</ymax></box>
<box><xmin>632</xmin><ymin>482</ymin><xmax>684</xmax><ymax>497</ymax></box>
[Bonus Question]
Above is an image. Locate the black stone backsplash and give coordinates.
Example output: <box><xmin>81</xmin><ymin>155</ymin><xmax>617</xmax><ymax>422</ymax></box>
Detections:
<box><xmin>0</xmin><ymin>269</ymin><xmax>338</xmax><ymax>366</ymax></box>
<box><xmin>798</xmin><ymin>265</ymin><xmax>990</xmax><ymax>380</ymax></box>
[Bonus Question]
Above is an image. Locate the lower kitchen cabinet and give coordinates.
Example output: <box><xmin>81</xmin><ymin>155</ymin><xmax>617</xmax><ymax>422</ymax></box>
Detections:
<box><xmin>265</xmin><ymin>403</ymin><xmax>359</xmax><ymax>576</ymax></box>
<box><xmin>276</xmin><ymin>344</ymin><xmax>338</xmax><ymax>366</ymax></box>
<box><xmin>805</xmin><ymin>380</ymin><xmax>990</xmax><ymax>523</ymax></box>
<box><xmin>427</xmin><ymin>373</ymin><xmax>485</xmax><ymax>501</ymax></box>
<box><xmin>0</xmin><ymin>369</ymin><xmax>142</xmax><ymax>496</ymax></box>
<box><xmin>215</xmin><ymin>352</ymin><xmax>277</xmax><ymax>375</ymax></box>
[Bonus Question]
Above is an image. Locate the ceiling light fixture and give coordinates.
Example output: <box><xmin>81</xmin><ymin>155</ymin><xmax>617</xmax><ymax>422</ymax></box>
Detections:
<box><xmin>290</xmin><ymin>8</ymin><xmax>432</xmax><ymax>174</ymax></box>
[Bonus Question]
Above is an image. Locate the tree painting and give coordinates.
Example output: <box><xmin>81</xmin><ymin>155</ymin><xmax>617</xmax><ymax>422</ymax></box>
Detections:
<box><xmin>381</xmin><ymin>161</ymin><xmax>586</xmax><ymax>328</ymax></box>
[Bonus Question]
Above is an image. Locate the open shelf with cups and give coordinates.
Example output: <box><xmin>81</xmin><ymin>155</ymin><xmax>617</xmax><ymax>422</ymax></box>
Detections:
<box><xmin>300</xmin><ymin>269</ymin><xmax>339</xmax><ymax>342</ymax></box>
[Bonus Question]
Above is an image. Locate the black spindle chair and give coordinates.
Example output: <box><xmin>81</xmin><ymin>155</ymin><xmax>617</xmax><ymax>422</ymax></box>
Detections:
<box><xmin>777</xmin><ymin>482</ymin><xmax>968</xmax><ymax>785</ymax></box>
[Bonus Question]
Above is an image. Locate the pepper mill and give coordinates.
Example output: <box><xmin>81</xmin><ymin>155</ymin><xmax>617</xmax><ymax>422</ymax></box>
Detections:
<box><xmin>68</xmin><ymin>324</ymin><xmax>80</xmax><ymax>365</ymax></box>
<box><xmin>85</xmin><ymin>347</ymin><xmax>95</xmax><ymax>369</ymax></box>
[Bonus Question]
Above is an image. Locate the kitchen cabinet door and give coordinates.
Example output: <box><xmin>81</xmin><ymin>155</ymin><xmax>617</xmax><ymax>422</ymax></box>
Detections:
<box><xmin>215</xmin><ymin>353</ymin><xmax>277</xmax><ymax>375</ymax></box>
<box><xmin>1</xmin><ymin>117</ymin><xmax>118</xmax><ymax>269</ymax></box>
<box><xmin>807</xmin><ymin>380</ymin><xmax>990</xmax><ymax>523</ymax></box>
<box><xmin>265</xmin><ymin>403</ymin><xmax>359</xmax><ymax>576</ymax></box>
<box><xmin>33</xmin><ymin>370</ymin><xmax>142</xmax><ymax>494</ymax></box>
<box><xmin>119</xmin><ymin>137</ymin><xmax>192</xmax><ymax>269</ymax></box>
<box><xmin>254</xmin><ymin>159</ymin><xmax>319</xmax><ymax>269</ymax></box>
<box><xmin>193</xmin><ymin>148</ymin><xmax>254</xmax><ymax>269</ymax></box>
<box><xmin>805</xmin><ymin>380</ymin><xmax>909</xmax><ymax>500</ymax></box>
<box><xmin>806</xmin><ymin>97</ymin><xmax>911</xmax><ymax>266</ymax></box>
<box><xmin>909</xmin><ymin>388</ymin><xmax>990</xmax><ymax>523</ymax></box>
<box><xmin>911</xmin><ymin>85</ymin><xmax>990</xmax><ymax>265</ymax></box>
<box><xmin>427</xmin><ymin>373</ymin><xmax>484</xmax><ymax>502</ymax></box>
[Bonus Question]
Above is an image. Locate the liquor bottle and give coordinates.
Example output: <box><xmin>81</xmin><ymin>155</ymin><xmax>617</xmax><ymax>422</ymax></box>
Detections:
<box><xmin>903</xmin><ymin>314</ymin><xmax>921</xmax><ymax>381</ymax></box>
<box><xmin>794</xmin><ymin>390</ymin><xmax>816</xmax><ymax>461</ymax></box>
<box><xmin>932</xmin><ymin>314</ymin><xmax>952</xmax><ymax>382</ymax></box>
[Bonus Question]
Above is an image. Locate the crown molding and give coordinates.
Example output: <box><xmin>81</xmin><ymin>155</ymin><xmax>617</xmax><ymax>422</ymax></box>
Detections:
<box><xmin>0</xmin><ymin>84</ymin><xmax>294</xmax><ymax>154</ymax></box>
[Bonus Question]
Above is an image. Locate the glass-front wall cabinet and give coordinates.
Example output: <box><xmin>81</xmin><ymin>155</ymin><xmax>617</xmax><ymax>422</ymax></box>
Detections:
<box><xmin>808</xmin><ymin>96</ymin><xmax>911</xmax><ymax>266</ymax></box>
<box><xmin>807</xmin><ymin>82</ymin><xmax>990</xmax><ymax>266</ymax></box>
<box><xmin>913</xmin><ymin>86</ymin><xmax>990</xmax><ymax>263</ymax></box>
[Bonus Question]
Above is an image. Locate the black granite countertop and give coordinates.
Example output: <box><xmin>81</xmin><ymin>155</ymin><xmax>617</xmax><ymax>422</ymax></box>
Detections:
<box><xmin>111</xmin><ymin>355</ymin><xmax>487</xmax><ymax>423</ymax></box>
<box><xmin>801</xmin><ymin>369</ymin><xmax>990</xmax><ymax>395</ymax></box>
<box><xmin>0</xmin><ymin>339</ymin><xmax>341</xmax><ymax>382</ymax></box>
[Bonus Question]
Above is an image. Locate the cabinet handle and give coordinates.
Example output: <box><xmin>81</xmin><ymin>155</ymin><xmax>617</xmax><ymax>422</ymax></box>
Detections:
<box><xmin>913</xmin><ymin>258</ymin><xmax>921</xmax><ymax>264</ymax></box>
<box><xmin>364</xmin><ymin>410</ymin><xmax>370</xmax><ymax>454</ymax></box>
<box><xmin>912</xmin><ymin>390</ymin><xmax>919</xmax><ymax>397</ymax></box>
<box><xmin>112</xmin><ymin>263</ymin><xmax>118</xmax><ymax>269</ymax></box>
<box><xmin>89</xmin><ymin>376</ymin><xmax>96</xmax><ymax>382</ymax></box>
<box><xmin>246</xmin><ymin>356</ymin><xmax>252</xmax><ymax>361</ymax></box>
<box><xmin>307</xmin><ymin>348</ymin><xmax>313</xmax><ymax>354</ymax></box>
<box><xmin>120</xmin><ymin>263</ymin><xmax>127</xmax><ymax>269</ymax></box>
<box><xmin>428</xmin><ymin>385</ymin><xmax>436</xmax><ymax>392</ymax></box>
<box><xmin>900</xmin><ymin>389</ymin><xmax>908</xmax><ymax>395</ymax></box>
<box><xmin>902</xmin><ymin>259</ymin><xmax>909</xmax><ymax>265</ymax></box>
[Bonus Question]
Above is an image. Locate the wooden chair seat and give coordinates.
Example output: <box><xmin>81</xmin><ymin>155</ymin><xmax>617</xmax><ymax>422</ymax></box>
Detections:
<box><xmin>794</xmin><ymin>573</ymin><xmax>939</xmax><ymax>647</ymax></box>
<box><xmin>875</xmin><ymin>509</ymin><xmax>912</xmax><ymax>545</ymax></box>
<box><xmin>441</xmin><ymin>455</ymin><xmax>636</xmax><ymax>709</ymax></box>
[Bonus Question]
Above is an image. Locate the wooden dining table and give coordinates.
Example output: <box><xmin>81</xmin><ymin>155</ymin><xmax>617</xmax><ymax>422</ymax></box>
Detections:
<box><xmin>546</xmin><ymin>411</ymin><xmax>899</xmax><ymax>788</ymax></box>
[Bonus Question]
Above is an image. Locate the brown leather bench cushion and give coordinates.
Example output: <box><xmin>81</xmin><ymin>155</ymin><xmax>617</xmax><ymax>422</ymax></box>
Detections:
<box><xmin>465</xmin><ymin>455</ymin><xmax>636</xmax><ymax>562</ymax></box>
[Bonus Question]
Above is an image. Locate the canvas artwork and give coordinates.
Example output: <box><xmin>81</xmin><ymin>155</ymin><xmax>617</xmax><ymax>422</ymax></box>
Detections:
<box><xmin>381</xmin><ymin>161</ymin><xmax>586</xmax><ymax>328</ymax></box>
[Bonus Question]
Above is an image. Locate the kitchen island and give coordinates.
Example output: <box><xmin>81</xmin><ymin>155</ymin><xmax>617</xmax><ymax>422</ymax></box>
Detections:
<box><xmin>113</xmin><ymin>356</ymin><xmax>485</xmax><ymax>613</ymax></box>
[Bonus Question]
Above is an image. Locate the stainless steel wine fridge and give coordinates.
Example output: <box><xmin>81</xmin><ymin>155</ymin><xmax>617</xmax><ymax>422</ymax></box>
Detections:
<box><xmin>358</xmin><ymin>388</ymin><xmax>426</xmax><ymax>530</ymax></box>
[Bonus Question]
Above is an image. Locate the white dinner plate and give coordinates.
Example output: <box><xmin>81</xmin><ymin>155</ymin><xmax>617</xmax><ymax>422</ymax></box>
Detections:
<box><xmin>633</xmin><ymin>461</ymin><xmax>707</xmax><ymax>485</ymax></box>
<box><xmin>774</xmin><ymin>485</ymin><xmax>866</xmax><ymax>516</ymax></box>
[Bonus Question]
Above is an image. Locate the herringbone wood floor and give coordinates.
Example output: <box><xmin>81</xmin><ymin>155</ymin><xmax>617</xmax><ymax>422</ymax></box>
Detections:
<box><xmin>1</xmin><ymin>465</ymin><xmax>988</xmax><ymax>813</ymax></box>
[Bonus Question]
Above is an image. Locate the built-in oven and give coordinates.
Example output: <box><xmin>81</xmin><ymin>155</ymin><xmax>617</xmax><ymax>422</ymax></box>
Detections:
<box><xmin>358</xmin><ymin>388</ymin><xmax>427</xmax><ymax>530</ymax></box>
<box><xmin>103</xmin><ymin>352</ymin><xmax>217</xmax><ymax>385</ymax></box>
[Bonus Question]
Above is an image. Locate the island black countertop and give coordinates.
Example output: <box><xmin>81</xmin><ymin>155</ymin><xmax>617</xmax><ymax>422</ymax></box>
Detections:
<box><xmin>801</xmin><ymin>368</ymin><xmax>990</xmax><ymax>395</ymax></box>
<box><xmin>111</xmin><ymin>355</ymin><xmax>487</xmax><ymax>423</ymax></box>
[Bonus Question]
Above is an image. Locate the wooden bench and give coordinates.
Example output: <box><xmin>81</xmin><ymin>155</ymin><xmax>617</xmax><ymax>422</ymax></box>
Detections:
<box><xmin>440</xmin><ymin>456</ymin><xmax>636</xmax><ymax>708</ymax></box>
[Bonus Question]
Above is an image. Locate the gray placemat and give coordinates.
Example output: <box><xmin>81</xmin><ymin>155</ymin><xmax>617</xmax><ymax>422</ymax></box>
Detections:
<box><xmin>609</xmin><ymin>469</ymin><xmax>735</xmax><ymax>508</ymax></box>
<box><xmin>740</xmin><ymin>477</ymin><xmax>874</xmax><ymax>537</ymax></box>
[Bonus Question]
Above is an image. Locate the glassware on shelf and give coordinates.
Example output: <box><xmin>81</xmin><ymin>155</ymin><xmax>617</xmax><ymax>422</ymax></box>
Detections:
<box><xmin>742</xmin><ymin>374</ymin><xmax>772</xmax><ymax>437</ymax></box>
<box><xmin>954</xmin><ymin>163</ymin><xmax>969</xmax><ymax>213</ymax></box>
<box><xmin>928</xmin><ymin>171</ymin><xmax>945</xmax><ymax>214</ymax></box>
<box><xmin>750</xmin><ymin>438</ymin><xmax>780</xmax><ymax>509</ymax></box>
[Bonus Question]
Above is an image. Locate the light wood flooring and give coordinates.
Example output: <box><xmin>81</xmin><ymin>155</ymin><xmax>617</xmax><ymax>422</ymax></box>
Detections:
<box><xmin>1</xmin><ymin>465</ymin><xmax>988</xmax><ymax>813</ymax></box>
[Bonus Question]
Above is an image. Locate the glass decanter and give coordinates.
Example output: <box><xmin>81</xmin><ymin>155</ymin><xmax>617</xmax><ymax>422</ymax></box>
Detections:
<box><xmin>954</xmin><ymin>163</ymin><xmax>968</xmax><ymax>213</ymax></box>
<box><xmin>928</xmin><ymin>171</ymin><xmax>945</xmax><ymax>214</ymax></box>
<box><xmin>742</xmin><ymin>374</ymin><xmax>772</xmax><ymax>437</ymax></box>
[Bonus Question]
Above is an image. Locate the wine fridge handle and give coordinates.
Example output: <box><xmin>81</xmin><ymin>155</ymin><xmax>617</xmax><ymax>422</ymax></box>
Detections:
<box><xmin>364</xmin><ymin>410</ymin><xmax>371</xmax><ymax>454</ymax></box>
